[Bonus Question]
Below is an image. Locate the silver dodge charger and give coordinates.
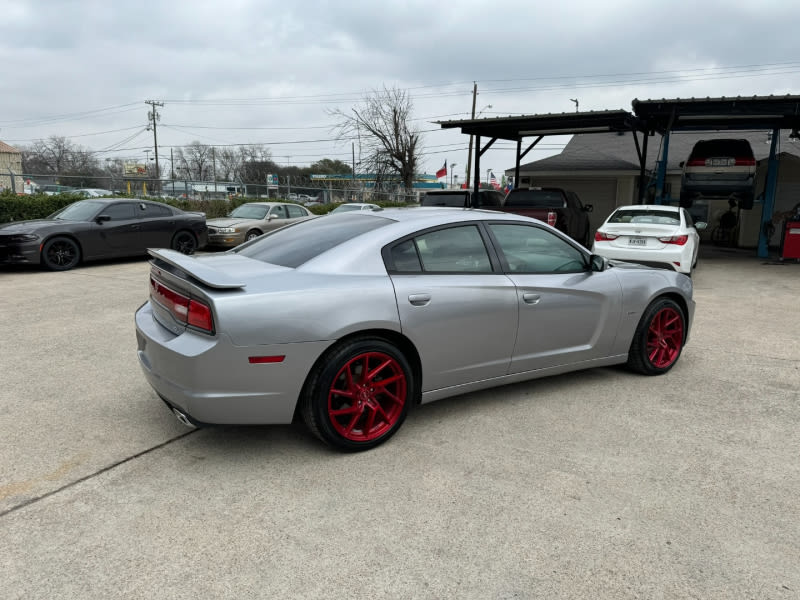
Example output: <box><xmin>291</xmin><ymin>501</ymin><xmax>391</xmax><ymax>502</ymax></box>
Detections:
<box><xmin>135</xmin><ymin>208</ymin><xmax>695</xmax><ymax>451</ymax></box>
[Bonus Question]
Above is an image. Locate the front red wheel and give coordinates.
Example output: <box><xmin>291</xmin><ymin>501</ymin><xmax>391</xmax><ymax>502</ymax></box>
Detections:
<box><xmin>627</xmin><ymin>298</ymin><xmax>686</xmax><ymax>375</ymax></box>
<box><xmin>302</xmin><ymin>338</ymin><xmax>413</xmax><ymax>451</ymax></box>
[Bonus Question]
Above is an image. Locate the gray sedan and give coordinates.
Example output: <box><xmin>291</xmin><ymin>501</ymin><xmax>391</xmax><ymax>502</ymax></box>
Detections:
<box><xmin>206</xmin><ymin>201</ymin><xmax>313</xmax><ymax>247</ymax></box>
<box><xmin>135</xmin><ymin>209</ymin><xmax>695</xmax><ymax>451</ymax></box>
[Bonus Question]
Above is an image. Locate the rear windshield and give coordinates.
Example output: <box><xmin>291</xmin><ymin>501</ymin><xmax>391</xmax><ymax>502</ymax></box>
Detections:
<box><xmin>503</xmin><ymin>189</ymin><xmax>567</xmax><ymax>208</ymax></box>
<box><xmin>608</xmin><ymin>209</ymin><xmax>680</xmax><ymax>226</ymax></box>
<box><xmin>421</xmin><ymin>192</ymin><xmax>469</xmax><ymax>207</ymax></box>
<box><xmin>234</xmin><ymin>213</ymin><xmax>392</xmax><ymax>267</ymax></box>
<box><xmin>689</xmin><ymin>139</ymin><xmax>754</xmax><ymax>159</ymax></box>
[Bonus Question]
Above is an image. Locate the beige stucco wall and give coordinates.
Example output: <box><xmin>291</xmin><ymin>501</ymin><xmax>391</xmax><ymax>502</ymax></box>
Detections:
<box><xmin>0</xmin><ymin>151</ymin><xmax>24</xmax><ymax>192</ymax></box>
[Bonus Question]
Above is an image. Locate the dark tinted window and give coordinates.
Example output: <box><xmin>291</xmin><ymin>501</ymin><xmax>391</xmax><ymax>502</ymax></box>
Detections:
<box><xmin>140</xmin><ymin>203</ymin><xmax>173</xmax><ymax>217</ymax></box>
<box><xmin>103</xmin><ymin>203</ymin><xmax>137</xmax><ymax>220</ymax></box>
<box><xmin>479</xmin><ymin>191</ymin><xmax>504</xmax><ymax>207</ymax></box>
<box><xmin>489</xmin><ymin>224</ymin><xmax>586</xmax><ymax>274</ymax></box>
<box><xmin>413</xmin><ymin>225</ymin><xmax>492</xmax><ymax>273</ymax></box>
<box><xmin>503</xmin><ymin>189</ymin><xmax>567</xmax><ymax>208</ymax></box>
<box><xmin>421</xmin><ymin>192</ymin><xmax>469</xmax><ymax>207</ymax></box>
<box><xmin>389</xmin><ymin>240</ymin><xmax>422</xmax><ymax>272</ymax></box>
<box><xmin>689</xmin><ymin>139</ymin><xmax>754</xmax><ymax>159</ymax></box>
<box><xmin>236</xmin><ymin>214</ymin><xmax>391</xmax><ymax>268</ymax></box>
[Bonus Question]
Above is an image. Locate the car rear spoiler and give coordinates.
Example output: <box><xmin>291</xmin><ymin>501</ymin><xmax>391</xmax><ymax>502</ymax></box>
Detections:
<box><xmin>147</xmin><ymin>248</ymin><xmax>246</xmax><ymax>289</ymax></box>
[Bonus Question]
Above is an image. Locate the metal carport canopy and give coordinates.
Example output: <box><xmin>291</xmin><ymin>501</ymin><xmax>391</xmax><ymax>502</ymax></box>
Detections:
<box><xmin>632</xmin><ymin>95</ymin><xmax>800</xmax><ymax>133</ymax></box>
<box><xmin>438</xmin><ymin>110</ymin><xmax>639</xmax><ymax>206</ymax></box>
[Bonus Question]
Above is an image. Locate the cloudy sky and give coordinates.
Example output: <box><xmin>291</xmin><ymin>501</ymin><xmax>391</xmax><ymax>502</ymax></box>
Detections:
<box><xmin>2</xmin><ymin>0</ymin><xmax>800</xmax><ymax>182</ymax></box>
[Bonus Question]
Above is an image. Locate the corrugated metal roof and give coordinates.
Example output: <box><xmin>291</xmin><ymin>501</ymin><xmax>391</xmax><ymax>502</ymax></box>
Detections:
<box><xmin>515</xmin><ymin>130</ymin><xmax>800</xmax><ymax>173</ymax></box>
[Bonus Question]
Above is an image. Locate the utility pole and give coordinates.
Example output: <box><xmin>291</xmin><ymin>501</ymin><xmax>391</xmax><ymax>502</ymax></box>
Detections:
<box><xmin>211</xmin><ymin>146</ymin><xmax>217</xmax><ymax>194</ymax></box>
<box><xmin>465</xmin><ymin>82</ymin><xmax>478</xmax><ymax>187</ymax></box>
<box><xmin>145</xmin><ymin>100</ymin><xmax>163</xmax><ymax>191</ymax></box>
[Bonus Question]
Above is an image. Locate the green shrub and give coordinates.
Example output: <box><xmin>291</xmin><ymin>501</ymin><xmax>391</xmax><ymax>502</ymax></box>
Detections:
<box><xmin>0</xmin><ymin>192</ymin><xmax>85</xmax><ymax>222</ymax></box>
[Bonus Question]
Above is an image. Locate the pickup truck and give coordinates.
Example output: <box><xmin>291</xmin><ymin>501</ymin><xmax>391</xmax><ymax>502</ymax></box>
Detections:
<box><xmin>420</xmin><ymin>189</ymin><xmax>505</xmax><ymax>208</ymax></box>
<box><xmin>493</xmin><ymin>187</ymin><xmax>593</xmax><ymax>248</ymax></box>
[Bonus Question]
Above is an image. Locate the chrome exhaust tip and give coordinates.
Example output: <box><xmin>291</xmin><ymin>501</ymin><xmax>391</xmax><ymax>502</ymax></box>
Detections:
<box><xmin>172</xmin><ymin>408</ymin><xmax>197</xmax><ymax>428</ymax></box>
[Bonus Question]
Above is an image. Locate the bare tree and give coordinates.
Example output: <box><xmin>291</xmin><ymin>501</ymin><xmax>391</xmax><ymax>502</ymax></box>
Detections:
<box><xmin>173</xmin><ymin>142</ymin><xmax>214</xmax><ymax>180</ymax></box>
<box><xmin>330</xmin><ymin>86</ymin><xmax>421</xmax><ymax>191</ymax></box>
<box><xmin>22</xmin><ymin>136</ymin><xmax>97</xmax><ymax>176</ymax></box>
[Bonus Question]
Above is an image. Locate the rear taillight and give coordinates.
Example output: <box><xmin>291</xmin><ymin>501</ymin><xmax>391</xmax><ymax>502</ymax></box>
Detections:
<box><xmin>547</xmin><ymin>211</ymin><xmax>557</xmax><ymax>227</ymax></box>
<box><xmin>150</xmin><ymin>276</ymin><xmax>214</xmax><ymax>333</ymax></box>
<box><xmin>595</xmin><ymin>231</ymin><xmax>619</xmax><ymax>241</ymax></box>
<box><xmin>658</xmin><ymin>235</ymin><xmax>688</xmax><ymax>245</ymax></box>
<box><xmin>686</xmin><ymin>159</ymin><xmax>706</xmax><ymax>166</ymax></box>
<box><xmin>735</xmin><ymin>157</ymin><xmax>756</xmax><ymax>166</ymax></box>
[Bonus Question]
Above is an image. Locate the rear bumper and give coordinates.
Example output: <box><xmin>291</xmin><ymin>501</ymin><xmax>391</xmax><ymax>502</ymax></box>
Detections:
<box><xmin>681</xmin><ymin>173</ymin><xmax>755</xmax><ymax>196</ymax></box>
<box><xmin>135</xmin><ymin>301</ymin><xmax>331</xmax><ymax>424</ymax></box>
<box><xmin>594</xmin><ymin>244</ymin><xmax>694</xmax><ymax>274</ymax></box>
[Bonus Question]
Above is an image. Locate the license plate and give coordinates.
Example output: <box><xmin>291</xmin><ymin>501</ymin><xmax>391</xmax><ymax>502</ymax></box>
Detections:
<box><xmin>628</xmin><ymin>237</ymin><xmax>647</xmax><ymax>246</ymax></box>
<box><xmin>707</xmin><ymin>158</ymin><xmax>733</xmax><ymax>167</ymax></box>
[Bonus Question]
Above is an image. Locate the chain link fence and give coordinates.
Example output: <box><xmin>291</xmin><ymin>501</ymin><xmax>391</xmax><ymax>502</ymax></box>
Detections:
<box><xmin>10</xmin><ymin>172</ymin><xmax>423</xmax><ymax>205</ymax></box>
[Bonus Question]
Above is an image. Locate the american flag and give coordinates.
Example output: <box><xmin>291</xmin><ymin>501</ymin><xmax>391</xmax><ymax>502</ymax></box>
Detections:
<box><xmin>489</xmin><ymin>171</ymin><xmax>501</xmax><ymax>190</ymax></box>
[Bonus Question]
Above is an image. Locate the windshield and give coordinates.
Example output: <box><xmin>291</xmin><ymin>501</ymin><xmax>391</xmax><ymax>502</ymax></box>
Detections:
<box><xmin>609</xmin><ymin>209</ymin><xmax>680</xmax><ymax>226</ymax></box>
<box><xmin>229</xmin><ymin>204</ymin><xmax>269</xmax><ymax>220</ymax></box>
<box><xmin>48</xmin><ymin>200</ymin><xmax>104</xmax><ymax>221</ymax></box>
<box><xmin>236</xmin><ymin>213</ymin><xmax>391</xmax><ymax>267</ymax></box>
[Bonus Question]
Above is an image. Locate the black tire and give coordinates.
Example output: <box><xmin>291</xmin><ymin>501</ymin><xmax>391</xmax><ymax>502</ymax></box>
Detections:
<box><xmin>627</xmin><ymin>298</ymin><xmax>686</xmax><ymax>376</ymax></box>
<box><xmin>41</xmin><ymin>236</ymin><xmax>81</xmax><ymax>271</ymax></box>
<box><xmin>301</xmin><ymin>337</ymin><xmax>413</xmax><ymax>451</ymax></box>
<box><xmin>171</xmin><ymin>230</ymin><xmax>197</xmax><ymax>254</ymax></box>
<box><xmin>245</xmin><ymin>229</ymin><xmax>262</xmax><ymax>242</ymax></box>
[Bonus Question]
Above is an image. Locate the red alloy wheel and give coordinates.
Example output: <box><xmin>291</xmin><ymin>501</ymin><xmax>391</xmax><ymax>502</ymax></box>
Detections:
<box><xmin>327</xmin><ymin>351</ymin><xmax>407</xmax><ymax>442</ymax></box>
<box><xmin>645</xmin><ymin>307</ymin><xmax>684</xmax><ymax>369</ymax></box>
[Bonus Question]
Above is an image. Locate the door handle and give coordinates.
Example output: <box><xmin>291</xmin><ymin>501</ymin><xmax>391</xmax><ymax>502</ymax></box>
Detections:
<box><xmin>522</xmin><ymin>293</ymin><xmax>541</xmax><ymax>305</ymax></box>
<box><xmin>408</xmin><ymin>294</ymin><xmax>431</xmax><ymax>306</ymax></box>
<box><xmin>131</xmin><ymin>225</ymin><xmax>141</xmax><ymax>230</ymax></box>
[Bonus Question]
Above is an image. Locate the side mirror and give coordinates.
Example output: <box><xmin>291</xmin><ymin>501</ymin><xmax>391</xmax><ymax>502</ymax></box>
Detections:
<box><xmin>679</xmin><ymin>161</ymin><xmax>685</xmax><ymax>168</ymax></box>
<box><xmin>590</xmin><ymin>254</ymin><xmax>607</xmax><ymax>272</ymax></box>
<box><xmin>695</xmin><ymin>221</ymin><xmax>708</xmax><ymax>231</ymax></box>
<box><xmin>96</xmin><ymin>215</ymin><xmax>111</xmax><ymax>223</ymax></box>
<box><xmin>584</xmin><ymin>204</ymin><xmax>594</xmax><ymax>213</ymax></box>
<box><xmin>267</xmin><ymin>214</ymin><xmax>277</xmax><ymax>220</ymax></box>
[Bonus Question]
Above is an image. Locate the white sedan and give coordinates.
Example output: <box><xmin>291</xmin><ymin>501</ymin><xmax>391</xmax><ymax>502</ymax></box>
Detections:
<box><xmin>592</xmin><ymin>205</ymin><xmax>706</xmax><ymax>275</ymax></box>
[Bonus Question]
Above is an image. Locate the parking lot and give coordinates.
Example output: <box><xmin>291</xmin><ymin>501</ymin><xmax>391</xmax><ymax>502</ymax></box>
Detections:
<box><xmin>1</xmin><ymin>249</ymin><xmax>799</xmax><ymax>599</ymax></box>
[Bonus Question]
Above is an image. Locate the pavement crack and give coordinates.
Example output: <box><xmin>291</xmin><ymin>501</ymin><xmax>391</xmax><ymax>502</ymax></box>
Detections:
<box><xmin>0</xmin><ymin>429</ymin><xmax>198</xmax><ymax>519</ymax></box>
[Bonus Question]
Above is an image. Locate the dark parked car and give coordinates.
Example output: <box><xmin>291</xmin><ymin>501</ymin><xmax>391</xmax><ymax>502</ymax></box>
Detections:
<box><xmin>680</xmin><ymin>139</ymin><xmax>757</xmax><ymax>209</ymax></box>
<box><xmin>0</xmin><ymin>198</ymin><xmax>207</xmax><ymax>271</ymax></box>
<box><xmin>421</xmin><ymin>189</ymin><xmax>505</xmax><ymax>208</ymax></box>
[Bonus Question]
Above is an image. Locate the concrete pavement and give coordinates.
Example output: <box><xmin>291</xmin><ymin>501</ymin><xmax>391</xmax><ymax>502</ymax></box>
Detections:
<box><xmin>1</xmin><ymin>250</ymin><xmax>798</xmax><ymax>599</ymax></box>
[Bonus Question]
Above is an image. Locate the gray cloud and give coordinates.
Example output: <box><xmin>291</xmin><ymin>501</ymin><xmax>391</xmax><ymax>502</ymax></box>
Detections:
<box><xmin>2</xmin><ymin>0</ymin><xmax>800</xmax><ymax>174</ymax></box>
